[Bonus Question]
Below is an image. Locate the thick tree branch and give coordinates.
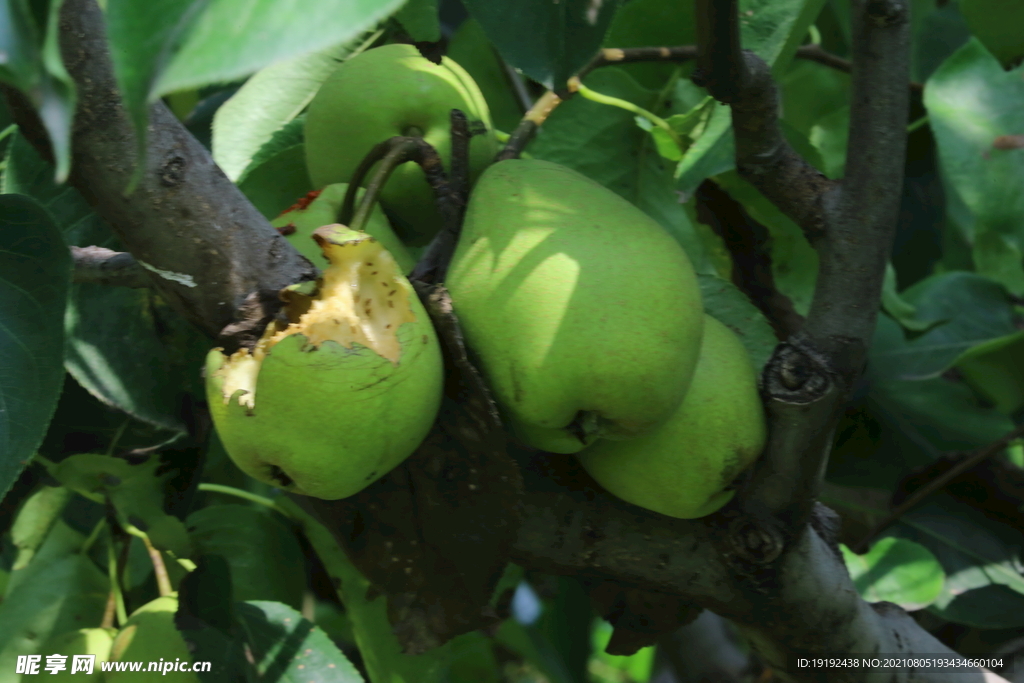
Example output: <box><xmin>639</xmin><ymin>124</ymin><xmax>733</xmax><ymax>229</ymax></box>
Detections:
<box><xmin>511</xmin><ymin>458</ymin><xmax>1007</xmax><ymax>682</ymax></box>
<box><xmin>739</xmin><ymin>0</ymin><xmax>913</xmax><ymax>527</ymax></box>
<box><xmin>12</xmin><ymin>0</ymin><xmax>317</xmax><ymax>345</ymax></box>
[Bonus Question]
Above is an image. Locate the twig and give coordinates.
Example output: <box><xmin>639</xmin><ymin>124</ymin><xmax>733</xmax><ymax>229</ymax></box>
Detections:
<box><xmin>339</xmin><ymin>137</ymin><xmax>427</xmax><ymax>232</ymax></box>
<box><xmin>693</xmin><ymin>0</ymin><xmax>745</xmax><ymax>102</ymax></box>
<box><xmin>694</xmin><ymin>180</ymin><xmax>804</xmax><ymax>339</ymax></box>
<box><xmin>71</xmin><ymin>245</ymin><xmax>150</xmax><ymax>288</ymax></box>
<box><xmin>797</xmin><ymin>43</ymin><xmax>924</xmax><ymax>92</ymax></box>
<box><xmin>411</xmin><ymin>110</ymin><xmax>472</xmax><ymax>284</ymax></box>
<box><xmin>496</xmin><ymin>90</ymin><xmax>562</xmax><ymax>161</ymax></box>
<box><xmin>853</xmin><ymin>423</ymin><xmax>1024</xmax><ymax>553</ymax></box>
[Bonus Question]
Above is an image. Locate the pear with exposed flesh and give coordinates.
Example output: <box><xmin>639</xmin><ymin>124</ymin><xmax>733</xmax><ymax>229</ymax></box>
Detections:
<box><xmin>206</xmin><ymin>226</ymin><xmax>443</xmax><ymax>499</ymax></box>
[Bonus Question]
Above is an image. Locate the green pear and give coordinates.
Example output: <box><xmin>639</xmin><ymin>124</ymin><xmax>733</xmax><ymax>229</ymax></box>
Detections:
<box><xmin>305</xmin><ymin>43</ymin><xmax>498</xmax><ymax>246</ymax></box>
<box><xmin>576</xmin><ymin>315</ymin><xmax>766</xmax><ymax>519</ymax></box>
<box><xmin>107</xmin><ymin>596</ymin><xmax>197</xmax><ymax>682</ymax></box>
<box><xmin>272</xmin><ymin>183</ymin><xmax>416</xmax><ymax>274</ymax></box>
<box><xmin>207</xmin><ymin>226</ymin><xmax>443</xmax><ymax>499</ymax></box>
<box><xmin>446</xmin><ymin>159</ymin><xmax>705</xmax><ymax>453</ymax></box>
<box><xmin>960</xmin><ymin>0</ymin><xmax>1024</xmax><ymax>66</ymax></box>
<box><xmin>37</xmin><ymin>627</ymin><xmax>117</xmax><ymax>680</ymax></box>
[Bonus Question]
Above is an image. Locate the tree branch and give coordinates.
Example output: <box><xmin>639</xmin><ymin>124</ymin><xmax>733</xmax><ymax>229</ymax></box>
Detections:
<box><xmin>6</xmin><ymin>0</ymin><xmax>317</xmax><ymax>347</ymax></box>
<box><xmin>511</xmin><ymin>457</ymin><xmax>1008</xmax><ymax>682</ymax></box>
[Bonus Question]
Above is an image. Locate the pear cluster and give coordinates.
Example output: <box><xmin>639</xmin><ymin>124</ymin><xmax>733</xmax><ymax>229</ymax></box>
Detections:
<box><xmin>207</xmin><ymin>42</ymin><xmax>766</xmax><ymax>516</ymax></box>
<box><xmin>447</xmin><ymin>159</ymin><xmax>767</xmax><ymax>518</ymax></box>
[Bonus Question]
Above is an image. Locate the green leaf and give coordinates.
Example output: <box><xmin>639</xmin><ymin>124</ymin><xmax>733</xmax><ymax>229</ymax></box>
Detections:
<box><xmin>10</xmin><ymin>485</ymin><xmax>71</xmax><ymax>570</ymax></box>
<box><xmin>925</xmin><ymin>39</ymin><xmax>1024</xmax><ymax>296</ymax></box>
<box><xmin>280</xmin><ymin>498</ymin><xmax>452</xmax><ymax>683</ymax></box>
<box><xmin>187</xmin><ymin>505</ymin><xmax>307</xmax><ymax>610</ymax></box>
<box><xmin>808</xmin><ymin>105</ymin><xmax>849</xmax><ymax>179</ymax></box>
<box><xmin>912</xmin><ymin>0</ymin><xmax>971</xmax><ymax>83</ymax></box>
<box><xmin>3</xmin><ymin>132</ymin><xmax>200</xmax><ymax>432</ymax></box>
<box><xmin>447</xmin><ymin>19</ymin><xmax>524</xmax><ymax>134</ymax></box>
<box><xmin>590</xmin><ymin>620</ymin><xmax>655</xmax><ymax>683</ymax></box>
<box><xmin>212</xmin><ymin>36</ymin><xmax>374</xmax><ymax>182</ymax></box>
<box><xmin>394</xmin><ymin>0</ymin><xmax>440</xmax><ymax>42</ymax></box>
<box><xmin>671</xmin><ymin>0</ymin><xmax>829</xmax><ymax>192</ymax></box>
<box><xmin>881</xmin><ymin>262</ymin><xmax>947</xmax><ymax>332</ymax></box>
<box><xmin>711</xmin><ymin>170</ymin><xmax>819</xmax><ymax>316</ymax></box>
<box><xmin>0</xmin><ymin>192</ymin><xmax>70</xmax><ymax>501</ymax></box>
<box><xmin>602</xmin><ymin>0</ymin><xmax>697</xmax><ymax>90</ymax></box>
<box><xmin>0</xmin><ymin>521</ymin><xmax>108</xmax><ymax>669</ymax></box>
<box><xmin>698</xmin><ymin>273</ymin><xmax>777</xmax><ymax>373</ymax></box>
<box><xmin>892</xmin><ymin>497</ymin><xmax>1024</xmax><ymax>628</ymax></box>
<box><xmin>237</xmin><ymin>600</ymin><xmax>365</xmax><ymax>681</ymax></box>
<box><xmin>869</xmin><ymin>272</ymin><xmax>1021</xmax><ymax>380</ymax></box>
<box><xmin>955</xmin><ymin>331</ymin><xmax>1024</xmax><ymax>414</ymax></box>
<box><xmin>869</xmin><ymin>316</ymin><xmax>1015</xmax><ymax>452</ymax></box>
<box><xmin>237</xmin><ymin>143</ymin><xmax>313</xmax><ymax>220</ymax></box>
<box><xmin>0</xmin><ymin>0</ymin><xmax>41</xmax><ymax>93</ymax></box>
<box><xmin>105</xmin><ymin>0</ymin><xmax>404</xmax><ymax>175</ymax></box>
<box><xmin>527</xmin><ymin>67</ymin><xmax>710</xmax><ymax>273</ymax></box>
<box><xmin>50</xmin><ymin>453</ymin><xmax>192</xmax><ymax>557</ymax></box>
<box><xmin>840</xmin><ymin>537</ymin><xmax>945</xmax><ymax>611</ymax></box>
<box><xmin>460</xmin><ymin>0</ymin><xmax>622</xmax><ymax>89</ymax></box>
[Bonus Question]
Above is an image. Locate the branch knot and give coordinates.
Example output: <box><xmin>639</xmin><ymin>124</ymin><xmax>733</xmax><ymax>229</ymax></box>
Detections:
<box><xmin>763</xmin><ymin>341</ymin><xmax>832</xmax><ymax>403</ymax></box>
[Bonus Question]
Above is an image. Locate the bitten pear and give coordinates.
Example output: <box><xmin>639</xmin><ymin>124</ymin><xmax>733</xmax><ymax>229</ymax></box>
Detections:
<box><xmin>206</xmin><ymin>227</ymin><xmax>443</xmax><ymax>499</ymax></box>
<box><xmin>577</xmin><ymin>316</ymin><xmax>766</xmax><ymax>519</ymax></box>
<box><xmin>446</xmin><ymin>159</ymin><xmax>705</xmax><ymax>453</ymax></box>
<box><xmin>271</xmin><ymin>183</ymin><xmax>416</xmax><ymax>273</ymax></box>
<box><xmin>305</xmin><ymin>44</ymin><xmax>497</xmax><ymax>245</ymax></box>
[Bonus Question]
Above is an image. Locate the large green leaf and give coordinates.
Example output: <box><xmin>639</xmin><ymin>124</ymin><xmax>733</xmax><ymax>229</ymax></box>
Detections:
<box><xmin>3</xmin><ymin>132</ymin><xmax>203</xmax><ymax>432</ymax></box>
<box><xmin>0</xmin><ymin>0</ymin><xmax>76</xmax><ymax>181</ymax></box>
<box><xmin>0</xmin><ymin>192</ymin><xmax>69</xmax><ymax>500</ymax></box>
<box><xmin>869</xmin><ymin>315</ymin><xmax>1015</xmax><ymax>452</ymax></box>
<box><xmin>601</xmin><ymin>0</ymin><xmax>697</xmax><ymax>90</ymax></box>
<box><xmin>447</xmin><ymin>19</ymin><xmax>524</xmax><ymax>134</ymax></box>
<box><xmin>840</xmin><ymin>537</ymin><xmax>945</xmax><ymax>611</ymax></box>
<box><xmin>212</xmin><ymin>36</ymin><xmax>374</xmax><ymax>182</ymax></box>
<box><xmin>105</xmin><ymin>0</ymin><xmax>403</xmax><ymax>169</ymax></box>
<box><xmin>460</xmin><ymin>0</ymin><xmax>621</xmax><ymax>89</ymax></box>
<box><xmin>187</xmin><ymin>505</ymin><xmax>306</xmax><ymax>610</ymax></box>
<box><xmin>925</xmin><ymin>39</ymin><xmax>1024</xmax><ymax>296</ymax></box>
<box><xmin>280</xmin><ymin>498</ymin><xmax>454</xmax><ymax>683</ymax></box>
<box><xmin>394</xmin><ymin>0</ymin><xmax>440</xmax><ymax>42</ymax></box>
<box><xmin>868</xmin><ymin>272</ymin><xmax>1021</xmax><ymax>380</ymax></box>
<box><xmin>892</xmin><ymin>496</ymin><xmax>1024</xmax><ymax>628</ymax></box>
<box><xmin>0</xmin><ymin>521</ymin><xmax>108</xmax><ymax>669</ymax></box>
<box><xmin>698</xmin><ymin>273</ymin><xmax>777</xmax><ymax>373</ymax></box>
<box><xmin>237</xmin><ymin>600</ymin><xmax>364</xmax><ymax>682</ymax></box>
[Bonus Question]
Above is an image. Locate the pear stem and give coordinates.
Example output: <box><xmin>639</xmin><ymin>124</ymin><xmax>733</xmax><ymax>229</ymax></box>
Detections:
<box><xmin>198</xmin><ymin>483</ymin><xmax>295</xmax><ymax>520</ymax></box>
<box><xmin>570</xmin><ymin>77</ymin><xmax>684</xmax><ymax>150</ymax></box>
<box><xmin>125</xmin><ymin>524</ymin><xmax>173</xmax><ymax>597</ymax></box>
<box><xmin>107</xmin><ymin>538</ymin><xmax>129</xmax><ymax>626</ymax></box>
